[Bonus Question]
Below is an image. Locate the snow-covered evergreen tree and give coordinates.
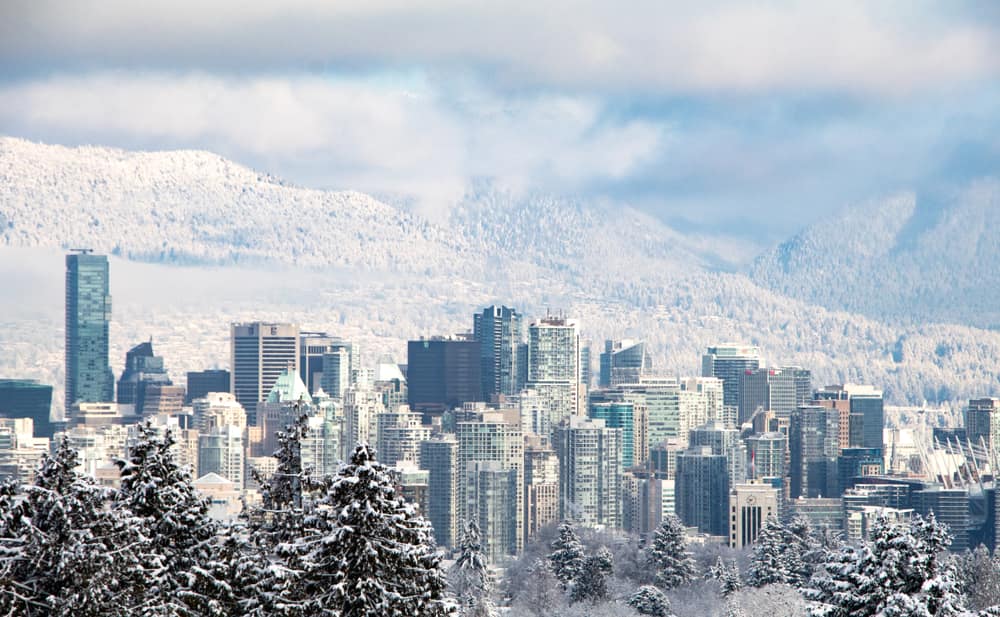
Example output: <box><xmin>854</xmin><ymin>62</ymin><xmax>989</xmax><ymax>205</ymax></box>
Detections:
<box><xmin>510</xmin><ymin>559</ymin><xmax>564</xmax><ymax>617</ymax></box>
<box><xmin>806</xmin><ymin>514</ymin><xmax>969</xmax><ymax>617</ymax></box>
<box><xmin>646</xmin><ymin>515</ymin><xmax>696</xmax><ymax>590</ymax></box>
<box><xmin>115</xmin><ymin>422</ymin><xmax>225</xmax><ymax>616</ymax></box>
<box><xmin>451</xmin><ymin>520</ymin><xmax>496</xmax><ymax>617</ymax></box>
<box><xmin>298</xmin><ymin>442</ymin><xmax>452</xmax><ymax>617</ymax></box>
<box><xmin>956</xmin><ymin>545</ymin><xmax>1000</xmax><ymax>612</ymax></box>
<box><xmin>569</xmin><ymin>547</ymin><xmax>613</xmax><ymax>604</ymax></box>
<box><xmin>746</xmin><ymin>518</ymin><xmax>795</xmax><ymax>587</ymax></box>
<box><xmin>709</xmin><ymin>557</ymin><xmax>743</xmax><ymax>596</ymax></box>
<box><xmin>549</xmin><ymin>521</ymin><xmax>586</xmax><ymax>591</ymax></box>
<box><xmin>628</xmin><ymin>585</ymin><xmax>675</xmax><ymax>617</ymax></box>
<box><xmin>0</xmin><ymin>437</ymin><xmax>142</xmax><ymax>616</ymax></box>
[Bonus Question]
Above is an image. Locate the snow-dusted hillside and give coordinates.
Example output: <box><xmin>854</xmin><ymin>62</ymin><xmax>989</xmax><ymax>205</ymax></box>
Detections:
<box><xmin>3</xmin><ymin>137</ymin><xmax>1000</xmax><ymax>410</ymax></box>
<box><xmin>750</xmin><ymin>180</ymin><xmax>1000</xmax><ymax>328</ymax></box>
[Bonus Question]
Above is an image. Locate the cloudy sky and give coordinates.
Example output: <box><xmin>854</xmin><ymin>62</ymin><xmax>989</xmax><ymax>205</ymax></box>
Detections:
<box><xmin>1</xmin><ymin>1</ymin><xmax>998</xmax><ymax>238</ymax></box>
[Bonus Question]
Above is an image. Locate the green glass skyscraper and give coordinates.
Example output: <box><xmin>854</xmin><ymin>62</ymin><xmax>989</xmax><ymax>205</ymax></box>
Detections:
<box><xmin>65</xmin><ymin>251</ymin><xmax>113</xmax><ymax>414</ymax></box>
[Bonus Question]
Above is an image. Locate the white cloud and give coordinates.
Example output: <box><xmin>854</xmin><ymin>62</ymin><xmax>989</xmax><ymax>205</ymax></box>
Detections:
<box><xmin>0</xmin><ymin>72</ymin><xmax>664</xmax><ymax>214</ymax></box>
<box><xmin>2</xmin><ymin>1</ymin><xmax>996</xmax><ymax>96</ymax></box>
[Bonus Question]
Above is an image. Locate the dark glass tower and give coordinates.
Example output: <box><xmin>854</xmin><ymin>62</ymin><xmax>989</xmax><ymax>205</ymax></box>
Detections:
<box><xmin>65</xmin><ymin>251</ymin><xmax>113</xmax><ymax>415</ymax></box>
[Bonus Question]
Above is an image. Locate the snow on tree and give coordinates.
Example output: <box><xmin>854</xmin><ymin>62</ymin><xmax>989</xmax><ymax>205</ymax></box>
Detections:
<box><xmin>549</xmin><ymin>521</ymin><xmax>586</xmax><ymax>591</ymax></box>
<box><xmin>723</xmin><ymin>598</ymin><xmax>748</xmax><ymax>617</ymax></box>
<box><xmin>646</xmin><ymin>515</ymin><xmax>696</xmax><ymax>590</ymax></box>
<box><xmin>115</xmin><ymin>422</ymin><xmax>225</xmax><ymax>615</ymax></box>
<box><xmin>296</xmin><ymin>442</ymin><xmax>452</xmax><ymax>617</ymax></box>
<box><xmin>806</xmin><ymin>514</ymin><xmax>970</xmax><ymax>617</ymax></box>
<box><xmin>746</xmin><ymin>517</ymin><xmax>796</xmax><ymax>587</ymax></box>
<box><xmin>956</xmin><ymin>545</ymin><xmax>1000</xmax><ymax>612</ymax></box>
<box><xmin>0</xmin><ymin>437</ymin><xmax>143</xmax><ymax>616</ymax></box>
<box><xmin>628</xmin><ymin>585</ymin><xmax>675</xmax><ymax>617</ymax></box>
<box><xmin>510</xmin><ymin>559</ymin><xmax>564</xmax><ymax>617</ymax></box>
<box><xmin>450</xmin><ymin>520</ymin><xmax>496</xmax><ymax>617</ymax></box>
<box><xmin>709</xmin><ymin>557</ymin><xmax>743</xmax><ymax>597</ymax></box>
<box><xmin>569</xmin><ymin>546</ymin><xmax>613</xmax><ymax>604</ymax></box>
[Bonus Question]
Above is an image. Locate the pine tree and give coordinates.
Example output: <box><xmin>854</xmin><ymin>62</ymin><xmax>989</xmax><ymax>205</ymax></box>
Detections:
<box><xmin>450</xmin><ymin>520</ymin><xmax>496</xmax><ymax>617</ymax></box>
<box><xmin>0</xmin><ymin>437</ymin><xmax>142</xmax><ymax>616</ymax></box>
<box><xmin>569</xmin><ymin>547</ymin><xmax>613</xmax><ymax>604</ymax></box>
<box><xmin>806</xmin><ymin>514</ymin><xmax>970</xmax><ymax>617</ymax></box>
<box><xmin>746</xmin><ymin>517</ymin><xmax>794</xmax><ymax>587</ymax></box>
<box><xmin>512</xmin><ymin>559</ymin><xmax>563</xmax><ymax>617</ymax></box>
<box><xmin>956</xmin><ymin>545</ymin><xmax>1000</xmax><ymax>612</ymax></box>
<box><xmin>300</xmin><ymin>443</ymin><xmax>452</xmax><ymax>617</ymax></box>
<box><xmin>115</xmin><ymin>422</ymin><xmax>225</xmax><ymax>616</ymax></box>
<box><xmin>709</xmin><ymin>557</ymin><xmax>742</xmax><ymax>596</ymax></box>
<box><xmin>646</xmin><ymin>515</ymin><xmax>696</xmax><ymax>590</ymax></box>
<box><xmin>548</xmin><ymin>521</ymin><xmax>586</xmax><ymax>591</ymax></box>
<box><xmin>628</xmin><ymin>585</ymin><xmax>675</xmax><ymax>617</ymax></box>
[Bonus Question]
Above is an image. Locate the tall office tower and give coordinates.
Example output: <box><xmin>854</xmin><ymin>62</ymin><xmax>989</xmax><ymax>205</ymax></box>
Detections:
<box><xmin>789</xmin><ymin>405</ymin><xmax>841</xmax><ymax>499</ymax></box>
<box><xmin>701</xmin><ymin>344</ymin><xmax>761</xmax><ymax>417</ymax></box>
<box><xmin>471</xmin><ymin>461</ymin><xmax>520</xmax><ymax>564</ymax></box>
<box><xmin>527</xmin><ymin>315</ymin><xmax>582</xmax><ymax>427</ymax></box>
<box><xmin>65</xmin><ymin>251</ymin><xmax>114</xmax><ymax>415</ymax></box>
<box><xmin>913</xmin><ymin>488</ymin><xmax>971</xmax><ymax>553</ymax></box>
<box><xmin>681</xmin><ymin>377</ymin><xmax>724</xmax><ymax>424</ymax></box>
<box><xmin>474</xmin><ymin>305</ymin><xmax>522</xmax><ymax>399</ymax></box>
<box><xmin>524</xmin><ymin>435</ymin><xmax>560</xmax><ymax>540</ymax></box>
<box><xmin>589</xmin><ymin>401</ymin><xmax>635</xmax><ymax>468</ymax></box>
<box><xmin>193</xmin><ymin>392</ymin><xmax>247</xmax><ymax>432</ymax></box>
<box><xmin>737</xmin><ymin>367</ymin><xmax>812</xmax><ymax>426</ymax></box>
<box><xmin>837</xmin><ymin>448</ymin><xmax>884</xmax><ymax>495</ymax></box>
<box><xmin>406</xmin><ymin>336</ymin><xmax>482</xmax><ymax>417</ymax></box>
<box><xmin>0</xmin><ymin>380</ymin><xmax>54</xmax><ymax>439</ymax></box>
<box><xmin>456</xmin><ymin>410</ymin><xmax>524</xmax><ymax>556</ymax></box>
<box><xmin>689</xmin><ymin>421</ymin><xmax>747</xmax><ymax>486</ymax></box>
<box><xmin>580</xmin><ymin>343</ymin><xmax>592</xmax><ymax>390</ymax></box>
<box><xmin>375</xmin><ymin>405</ymin><xmax>431</xmax><ymax>466</ymax></box>
<box><xmin>342</xmin><ymin>384</ymin><xmax>384</xmax><ymax>459</ymax></box>
<box><xmin>320</xmin><ymin>347</ymin><xmax>352</xmax><ymax>400</ymax></box>
<box><xmin>231</xmin><ymin>322</ymin><xmax>300</xmax><ymax>425</ymax></box>
<box><xmin>966</xmin><ymin>398</ymin><xmax>1000</xmax><ymax>452</ymax></box>
<box><xmin>117</xmin><ymin>341</ymin><xmax>174</xmax><ymax>414</ymax></box>
<box><xmin>299</xmin><ymin>332</ymin><xmax>352</xmax><ymax>395</ymax></box>
<box><xmin>420</xmin><ymin>436</ymin><xmax>459</xmax><ymax>548</ymax></box>
<box><xmin>816</xmin><ymin>384</ymin><xmax>884</xmax><ymax>453</ymax></box>
<box><xmin>675</xmin><ymin>446</ymin><xmax>730</xmax><ymax>536</ymax></box>
<box><xmin>554</xmin><ymin>416</ymin><xmax>622</xmax><ymax>528</ymax></box>
<box><xmin>185</xmin><ymin>370</ymin><xmax>231</xmax><ymax>405</ymax></box>
<box><xmin>599</xmin><ymin>340</ymin><xmax>650</xmax><ymax>387</ymax></box>
<box><xmin>746</xmin><ymin>432</ymin><xmax>787</xmax><ymax>481</ymax></box>
<box><xmin>198</xmin><ymin>425</ymin><xmax>245</xmax><ymax>487</ymax></box>
<box><xmin>729</xmin><ymin>483</ymin><xmax>781</xmax><ymax>549</ymax></box>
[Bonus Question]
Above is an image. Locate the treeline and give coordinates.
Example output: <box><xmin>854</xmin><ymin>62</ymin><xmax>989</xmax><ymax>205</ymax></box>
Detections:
<box><xmin>0</xmin><ymin>416</ymin><xmax>453</xmax><ymax>617</ymax></box>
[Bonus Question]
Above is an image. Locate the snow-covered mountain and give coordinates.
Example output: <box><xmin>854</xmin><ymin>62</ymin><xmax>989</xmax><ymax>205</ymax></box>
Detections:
<box><xmin>3</xmin><ymin>136</ymin><xmax>1000</xmax><ymax>410</ymax></box>
<box><xmin>750</xmin><ymin>180</ymin><xmax>1000</xmax><ymax>329</ymax></box>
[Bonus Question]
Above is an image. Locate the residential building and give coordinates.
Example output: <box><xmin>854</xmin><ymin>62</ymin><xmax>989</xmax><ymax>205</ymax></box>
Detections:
<box><xmin>554</xmin><ymin>416</ymin><xmax>622</xmax><ymax>528</ymax></box>
<box><xmin>474</xmin><ymin>305</ymin><xmax>523</xmax><ymax>399</ymax></box>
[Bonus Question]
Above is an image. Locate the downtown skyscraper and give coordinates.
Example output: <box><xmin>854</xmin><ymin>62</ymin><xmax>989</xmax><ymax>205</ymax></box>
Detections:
<box><xmin>473</xmin><ymin>305</ymin><xmax>522</xmax><ymax>399</ymax></box>
<box><xmin>230</xmin><ymin>322</ymin><xmax>299</xmax><ymax>425</ymax></box>
<box><xmin>65</xmin><ymin>251</ymin><xmax>113</xmax><ymax>415</ymax></box>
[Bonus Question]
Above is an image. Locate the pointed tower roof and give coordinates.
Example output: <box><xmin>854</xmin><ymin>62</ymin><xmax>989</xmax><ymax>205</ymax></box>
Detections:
<box><xmin>266</xmin><ymin>368</ymin><xmax>313</xmax><ymax>405</ymax></box>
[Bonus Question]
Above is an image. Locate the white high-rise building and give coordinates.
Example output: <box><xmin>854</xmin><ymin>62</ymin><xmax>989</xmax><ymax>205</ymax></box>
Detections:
<box><xmin>554</xmin><ymin>416</ymin><xmax>622</xmax><ymax>529</ymax></box>
<box><xmin>192</xmin><ymin>392</ymin><xmax>247</xmax><ymax>433</ymax></box>
<box><xmin>527</xmin><ymin>316</ymin><xmax>581</xmax><ymax>428</ymax></box>
<box><xmin>456</xmin><ymin>410</ymin><xmax>524</xmax><ymax>559</ymax></box>
<box><xmin>375</xmin><ymin>405</ymin><xmax>430</xmax><ymax>466</ymax></box>
<box><xmin>342</xmin><ymin>384</ymin><xmax>384</xmax><ymax>459</ymax></box>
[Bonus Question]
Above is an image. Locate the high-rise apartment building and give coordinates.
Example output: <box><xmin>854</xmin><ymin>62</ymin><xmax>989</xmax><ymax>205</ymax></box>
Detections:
<box><xmin>737</xmin><ymin>367</ymin><xmax>812</xmax><ymax>426</ymax></box>
<box><xmin>65</xmin><ymin>251</ymin><xmax>113</xmax><ymax>415</ymax></box>
<box><xmin>524</xmin><ymin>435</ymin><xmax>560</xmax><ymax>540</ymax></box>
<box><xmin>967</xmin><ymin>398</ymin><xmax>1000</xmax><ymax>453</ymax></box>
<box><xmin>702</xmin><ymin>344</ymin><xmax>761</xmax><ymax>418</ymax></box>
<box><xmin>527</xmin><ymin>315</ymin><xmax>581</xmax><ymax>427</ymax></box>
<box><xmin>456</xmin><ymin>410</ymin><xmax>524</xmax><ymax>557</ymax></box>
<box><xmin>746</xmin><ymin>432</ymin><xmax>787</xmax><ymax>481</ymax></box>
<box><xmin>790</xmin><ymin>405</ymin><xmax>841</xmax><ymax>499</ymax></box>
<box><xmin>299</xmin><ymin>332</ymin><xmax>352</xmax><ymax>395</ymax></box>
<box><xmin>375</xmin><ymin>405</ymin><xmax>430</xmax><ymax>466</ymax></box>
<box><xmin>230</xmin><ymin>322</ymin><xmax>300</xmax><ymax>425</ymax></box>
<box><xmin>473</xmin><ymin>305</ymin><xmax>522</xmax><ymax>399</ymax></box>
<box><xmin>406</xmin><ymin>336</ymin><xmax>481</xmax><ymax>417</ymax></box>
<box><xmin>589</xmin><ymin>401</ymin><xmax>635</xmax><ymax>469</ymax></box>
<box><xmin>675</xmin><ymin>446</ymin><xmax>730</xmax><ymax>536</ymax></box>
<box><xmin>420</xmin><ymin>436</ymin><xmax>459</xmax><ymax>548</ymax></box>
<box><xmin>198</xmin><ymin>425</ymin><xmax>244</xmax><ymax>488</ymax></box>
<box><xmin>599</xmin><ymin>340</ymin><xmax>650</xmax><ymax>387</ymax></box>
<box><xmin>192</xmin><ymin>392</ymin><xmax>247</xmax><ymax>433</ymax></box>
<box><xmin>689</xmin><ymin>420</ymin><xmax>747</xmax><ymax>487</ymax></box>
<box><xmin>554</xmin><ymin>416</ymin><xmax>622</xmax><ymax>528</ymax></box>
